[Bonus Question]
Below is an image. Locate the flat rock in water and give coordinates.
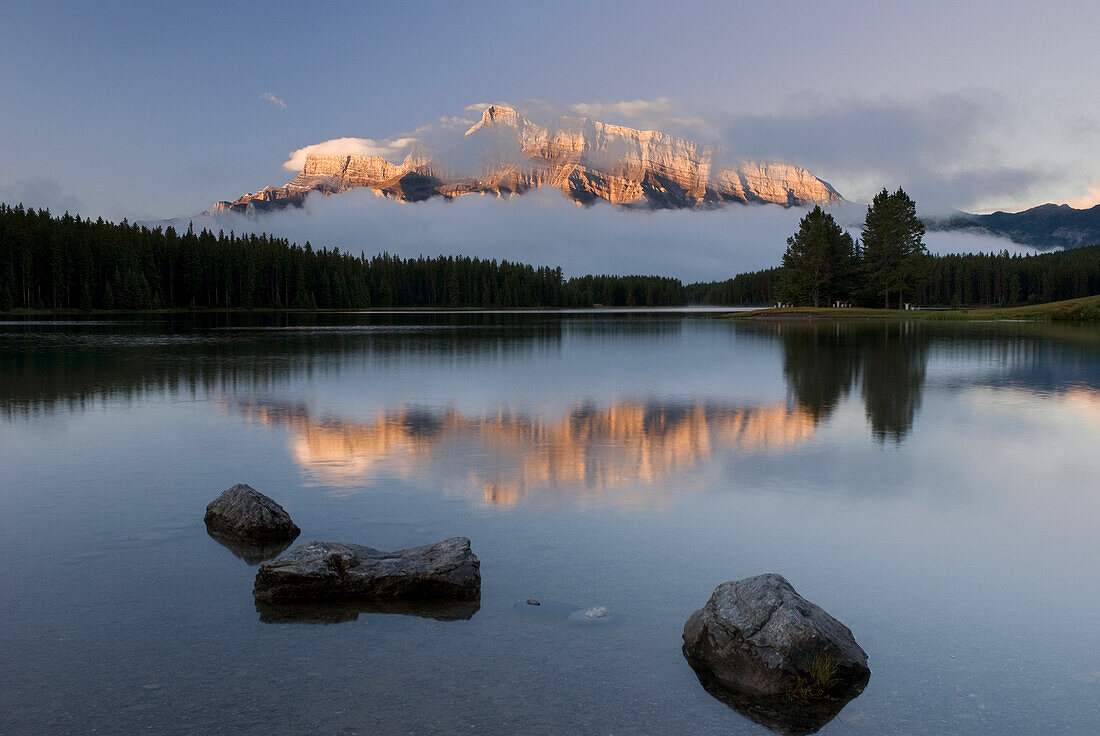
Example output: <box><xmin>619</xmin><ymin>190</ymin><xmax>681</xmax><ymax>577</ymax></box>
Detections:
<box><xmin>204</xmin><ymin>484</ymin><xmax>300</xmax><ymax>545</ymax></box>
<box><xmin>682</xmin><ymin>574</ymin><xmax>869</xmax><ymax>734</ymax></box>
<box><xmin>253</xmin><ymin>537</ymin><xmax>480</xmax><ymax>604</ymax></box>
<box><xmin>567</xmin><ymin>605</ymin><xmax>611</xmax><ymax>623</ymax></box>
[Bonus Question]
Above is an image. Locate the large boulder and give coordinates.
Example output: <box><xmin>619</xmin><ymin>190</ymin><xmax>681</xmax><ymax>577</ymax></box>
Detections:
<box><xmin>204</xmin><ymin>483</ymin><xmax>300</xmax><ymax>546</ymax></box>
<box><xmin>253</xmin><ymin>537</ymin><xmax>481</xmax><ymax>604</ymax></box>
<box><xmin>677</xmin><ymin>572</ymin><xmax>866</xmax><ymax>704</ymax></box>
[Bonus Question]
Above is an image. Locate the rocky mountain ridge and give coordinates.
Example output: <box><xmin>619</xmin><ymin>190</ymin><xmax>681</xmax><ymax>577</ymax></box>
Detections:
<box><xmin>928</xmin><ymin>202</ymin><xmax>1100</xmax><ymax>250</ymax></box>
<box><xmin>208</xmin><ymin>105</ymin><xmax>842</xmax><ymax>214</ymax></box>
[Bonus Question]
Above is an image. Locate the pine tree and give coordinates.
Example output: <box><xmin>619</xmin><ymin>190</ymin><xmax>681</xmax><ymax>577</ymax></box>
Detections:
<box><xmin>778</xmin><ymin>206</ymin><xmax>857</xmax><ymax>306</ymax></box>
<box><xmin>862</xmin><ymin>188</ymin><xmax>926</xmax><ymax>308</ymax></box>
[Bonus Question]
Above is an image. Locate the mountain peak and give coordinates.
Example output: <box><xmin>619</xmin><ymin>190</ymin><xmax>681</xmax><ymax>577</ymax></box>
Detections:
<box><xmin>208</xmin><ymin>103</ymin><xmax>843</xmax><ymax>215</ymax></box>
<box><xmin>465</xmin><ymin>104</ymin><xmax>524</xmax><ymax>136</ymax></box>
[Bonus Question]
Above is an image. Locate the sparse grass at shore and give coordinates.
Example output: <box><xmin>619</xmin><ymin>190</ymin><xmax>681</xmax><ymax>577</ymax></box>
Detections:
<box><xmin>727</xmin><ymin>294</ymin><xmax>1100</xmax><ymax>322</ymax></box>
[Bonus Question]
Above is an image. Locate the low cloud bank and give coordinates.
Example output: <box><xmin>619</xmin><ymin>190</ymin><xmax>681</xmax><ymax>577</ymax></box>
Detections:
<box><xmin>0</xmin><ymin>177</ymin><xmax>83</xmax><ymax>216</ymax></box>
<box><xmin>179</xmin><ymin>189</ymin><xmax>1037</xmax><ymax>283</ymax></box>
<box><xmin>921</xmin><ymin>230</ymin><xmax>1042</xmax><ymax>257</ymax></box>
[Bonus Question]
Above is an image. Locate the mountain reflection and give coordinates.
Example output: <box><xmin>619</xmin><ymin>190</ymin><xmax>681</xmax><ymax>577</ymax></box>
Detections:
<box><xmin>232</xmin><ymin>398</ymin><xmax>816</xmax><ymax>504</ymax></box>
<box><xmin>4</xmin><ymin>314</ymin><xmax>1099</xmax><ymax>458</ymax></box>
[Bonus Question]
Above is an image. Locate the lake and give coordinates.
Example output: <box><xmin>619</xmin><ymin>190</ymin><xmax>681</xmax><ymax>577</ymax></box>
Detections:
<box><xmin>1</xmin><ymin>311</ymin><xmax>1098</xmax><ymax>735</ymax></box>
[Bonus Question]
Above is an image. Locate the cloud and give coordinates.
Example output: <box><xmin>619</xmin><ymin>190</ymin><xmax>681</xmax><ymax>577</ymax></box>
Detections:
<box><xmin>713</xmin><ymin>91</ymin><xmax>1061</xmax><ymax>213</ymax></box>
<box><xmin>570</xmin><ymin>97</ymin><xmax>675</xmax><ymax>119</ymax></box>
<box><xmin>0</xmin><ymin>177</ymin><xmax>83</xmax><ymax>214</ymax></box>
<box><xmin>568</xmin><ymin>97</ymin><xmax>709</xmax><ymax>133</ymax></box>
<box><xmin>282</xmin><ymin>137</ymin><xmax>418</xmax><ymax>171</ymax></box>
<box><xmin>436</xmin><ymin>115</ymin><xmax>476</xmax><ymax>129</ymax></box>
<box><xmin>178</xmin><ymin>188</ymin><xmax>1025</xmax><ymax>283</ymax></box>
<box><xmin>1065</xmin><ymin>181</ymin><xmax>1100</xmax><ymax>209</ymax></box>
<box><xmin>922</xmin><ymin>230</ymin><xmax>1043</xmax><ymax>257</ymax></box>
<box><xmin>260</xmin><ymin>92</ymin><xmax>286</xmax><ymax>108</ymax></box>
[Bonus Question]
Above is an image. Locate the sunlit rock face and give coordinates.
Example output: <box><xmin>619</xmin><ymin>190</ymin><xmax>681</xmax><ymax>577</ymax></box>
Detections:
<box><xmin>208</xmin><ymin>105</ymin><xmax>842</xmax><ymax>213</ymax></box>
<box><xmin>231</xmin><ymin>399</ymin><xmax>816</xmax><ymax>506</ymax></box>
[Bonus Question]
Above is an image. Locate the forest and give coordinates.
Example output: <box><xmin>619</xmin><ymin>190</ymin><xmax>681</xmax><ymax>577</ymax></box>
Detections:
<box><xmin>686</xmin><ymin>246</ymin><xmax>1100</xmax><ymax>308</ymax></box>
<box><xmin>1</xmin><ymin>202</ymin><xmax>1098</xmax><ymax>311</ymax></box>
<box><xmin>0</xmin><ymin>204</ymin><xmax>680</xmax><ymax>310</ymax></box>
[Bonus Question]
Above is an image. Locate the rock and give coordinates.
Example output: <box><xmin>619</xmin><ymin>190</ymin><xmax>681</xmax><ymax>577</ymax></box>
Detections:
<box><xmin>682</xmin><ymin>573</ymin><xmax>869</xmax><ymax>699</ymax></box>
<box><xmin>682</xmin><ymin>574</ymin><xmax>869</xmax><ymax>734</ymax></box>
<box><xmin>510</xmin><ymin>598</ymin><xmax>576</xmax><ymax>619</ymax></box>
<box><xmin>253</xmin><ymin>537</ymin><xmax>480</xmax><ymax>604</ymax></box>
<box><xmin>204</xmin><ymin>484</ymin><xmax>300</xmax><ymax>545</ymax></box>
<box><xmin>568</xmin><ymin>605</ymin><xmax>612</xmax><ymax>623</ymax></box>
<box><xmin>206</xmin><ymin>105</ymin><xmax>841</xmax><ymax>215</ymax></box>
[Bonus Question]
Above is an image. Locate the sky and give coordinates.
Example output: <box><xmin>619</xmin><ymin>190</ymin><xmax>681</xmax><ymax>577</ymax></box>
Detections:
<box><xmin>1</xmin><ymin>0</ymin><xmax>1098</xmax><ymax>276</ymax></box>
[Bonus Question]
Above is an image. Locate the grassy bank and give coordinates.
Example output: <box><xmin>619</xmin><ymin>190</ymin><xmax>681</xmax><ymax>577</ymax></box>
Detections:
<box><xmin>728</xmin><ymin>294</ymin><xmax>1100</xmax><ymax>322</ymax></box>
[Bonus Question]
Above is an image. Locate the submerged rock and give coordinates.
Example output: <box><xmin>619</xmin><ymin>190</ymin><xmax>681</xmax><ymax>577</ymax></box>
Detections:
<box><xmin>682</xmin><ymin>574</ymin><xmax>869</xmax><ymax>734</ymax></box>
<box><xmin>510</xmin><ymin>598</ymin><xmax>576</xmax><ymax>619</ymax></box>
<box><xmin>253</xmin><ymin>537</ymin><xmax>481</xmax><ymax>604</ymax></box>
<box><xmin>567</xmin><ymin>605</ymin><xmax>611</xmax><ymax>623</ymax></box>
<box><xmin>205</xmin><ymin>527</ymin><xmax>296</xmax><ymax>565</ymax></box>
<box><xmin>686</xmin><ymin>669</ymin><xmax>865</xmax><ymax>736</ymax></box>
<box><xmin>204</xmin><ymin>483</ymin><xmax>300</xmax><ymax>545</ymax></box>
<box><xmin>256</xmin><ymin>598</ymin><xmax>480</xmax><ymax>624</ymax></box>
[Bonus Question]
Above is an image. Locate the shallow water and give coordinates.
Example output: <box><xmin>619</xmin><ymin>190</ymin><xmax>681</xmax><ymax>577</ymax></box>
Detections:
<box><xmin>1</xmin><ymin>311</ymin><xmax>1098</xmax><ymax>735</ymax></box>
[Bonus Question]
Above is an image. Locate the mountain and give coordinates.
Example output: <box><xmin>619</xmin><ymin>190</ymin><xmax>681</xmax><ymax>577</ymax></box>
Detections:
<box><xmin>208</xmin><ymin>105</ymin><xmax>842</xmax><ymax>214</ymax></box>
<box><xmin>929</xmin><ymin>203</ymin><xmax>1100</xmax><ymax>250</ymax></box>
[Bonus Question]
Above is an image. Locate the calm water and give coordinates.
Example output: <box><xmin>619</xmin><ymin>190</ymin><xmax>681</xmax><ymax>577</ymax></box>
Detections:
<box><xmin>1</xmin><ymin>311</ymin><xmax>1098</xmax><ymax>735</ymax></box>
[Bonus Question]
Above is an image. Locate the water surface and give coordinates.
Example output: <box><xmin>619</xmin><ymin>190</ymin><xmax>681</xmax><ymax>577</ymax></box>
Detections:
<box><xmin>1</xmin><ymin>312</ymin><xmax>1098</xmax><ymax>735</ymax></box>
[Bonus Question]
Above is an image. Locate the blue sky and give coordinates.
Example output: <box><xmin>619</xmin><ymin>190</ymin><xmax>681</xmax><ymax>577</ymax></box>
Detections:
<box><xmin>2</xmin><ymin>0</ymin><xmax>1099</xmax><ymax>223</ymax></box>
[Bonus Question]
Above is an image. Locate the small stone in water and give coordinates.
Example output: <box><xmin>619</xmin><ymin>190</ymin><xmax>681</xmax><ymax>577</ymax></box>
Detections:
<box><xmin>584</xmin><ymin>606</ymin><xmax>610</xmax><ymax>619</ymax></box>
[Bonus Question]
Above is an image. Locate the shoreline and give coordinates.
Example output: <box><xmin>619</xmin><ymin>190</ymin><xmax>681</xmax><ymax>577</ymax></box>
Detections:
<box><xmin>0</xmin><ymin>305</ymin><xmax>746</xmax><ymax>318</ymax></box>
<box><xmin>2</xmin><ymin>296</ymin><xmax>1098</xmax><ymax>321</ymax></box>
<box><xmin>724</xmin><ymin>295</ymin><xmax>1100</xmax><ymax>322</ymax></box>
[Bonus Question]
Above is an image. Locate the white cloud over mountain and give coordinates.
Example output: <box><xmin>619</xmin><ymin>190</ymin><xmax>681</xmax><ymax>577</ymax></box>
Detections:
<box><xmin>282</xmin><ymin>137</ymin><xmax>418</xmax><ymax>171</ymax></box>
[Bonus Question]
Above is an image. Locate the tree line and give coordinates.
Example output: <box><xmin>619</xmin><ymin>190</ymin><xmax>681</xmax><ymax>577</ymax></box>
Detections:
<box><xmin>0</xmin><ymin>204</ymin><xmax>682</xmax><ymax>310</ymax></box>
<box><xmin>2</xmin><ymin>200</ymin><xmax>1097</xmax><ymax>312</ymax></box>
<box><xmin>687</xmin><ymin>244</ymin><xmax>1100</xmax><ymax>308</ymax></box>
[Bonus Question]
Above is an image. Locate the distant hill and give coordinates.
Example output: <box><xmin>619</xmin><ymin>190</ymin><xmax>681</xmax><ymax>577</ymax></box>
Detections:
<box><xmin>928</xmin><ymin>203</ymin><xmax>1100</xmax><ymax>250</ymax></box>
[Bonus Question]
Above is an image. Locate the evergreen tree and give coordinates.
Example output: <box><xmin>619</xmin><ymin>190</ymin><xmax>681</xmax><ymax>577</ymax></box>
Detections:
<box><xmin>778</xmin><ymin>206</ymin><xmax>857</xmax><ymax>306</ymax></box>
<box><xmin>862</xmin><ymin>188</ymin><xmax>926</xmax><ymax>308</ymax></box>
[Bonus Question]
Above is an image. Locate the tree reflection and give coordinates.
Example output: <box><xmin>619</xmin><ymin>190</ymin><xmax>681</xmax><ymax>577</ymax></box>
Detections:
<box><xmin>860</xmin><ymin>322</ymin><xmax>929</xmax><ymax>442</ymax></box>
<box><xmin>775</xmin><ymin>321</ymin><xmax>931</xmax><ymax>443</ymax></box>
<box><xmin>780</xmin><ymin>323</ymin><xmax>861</xmax><ymax>423</ymax></box>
